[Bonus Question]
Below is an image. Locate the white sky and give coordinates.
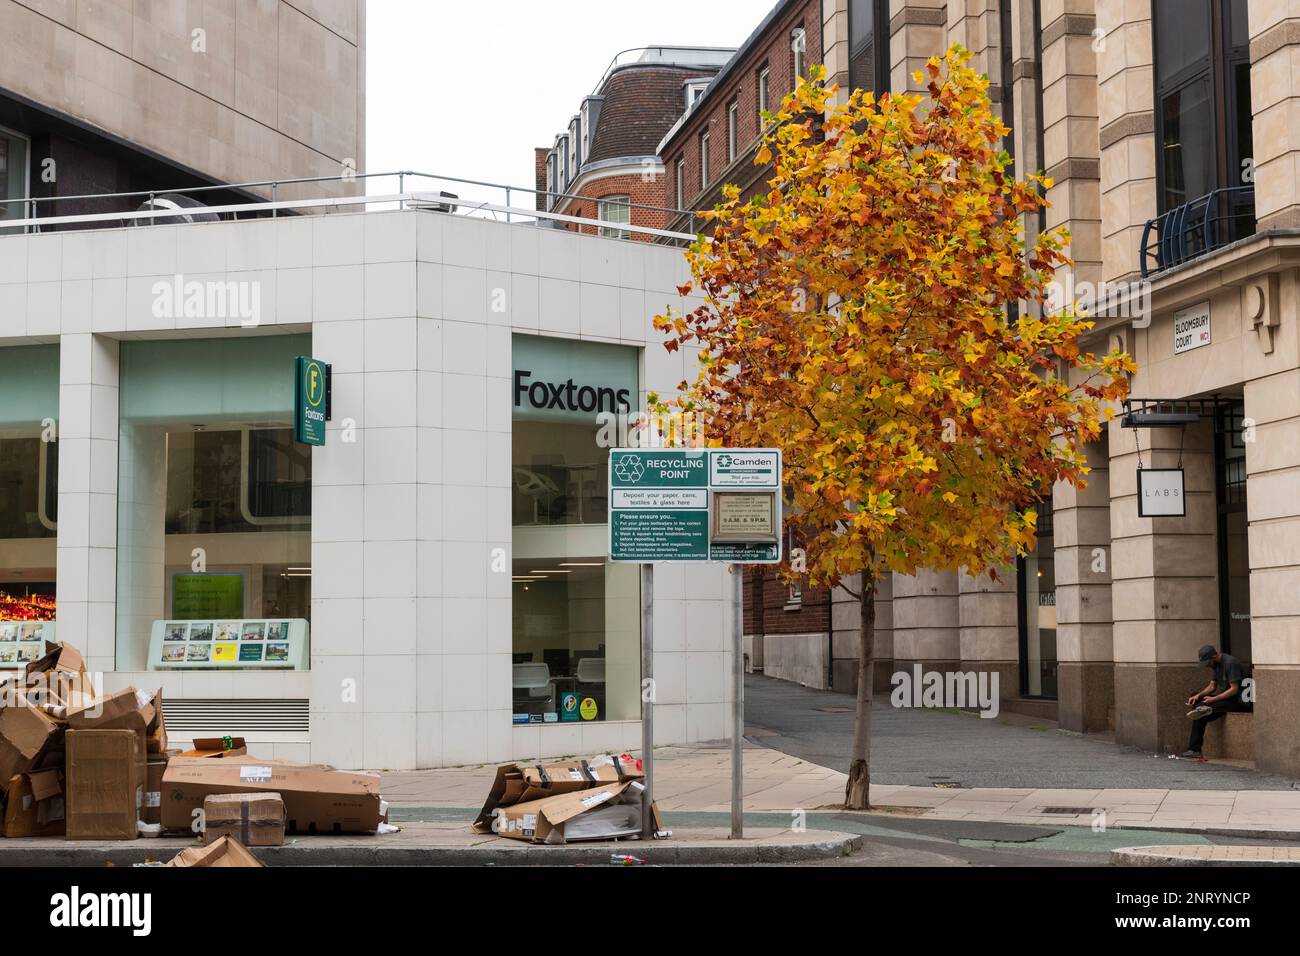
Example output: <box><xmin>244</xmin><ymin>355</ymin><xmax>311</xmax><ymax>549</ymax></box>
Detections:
<box><xmin>365</xmin><ymin>0</ymin><xmax>771</xmax><ymax>207</ymax></box>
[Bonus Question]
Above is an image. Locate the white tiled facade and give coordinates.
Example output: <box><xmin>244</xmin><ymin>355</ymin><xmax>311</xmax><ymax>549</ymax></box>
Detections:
<box><xmin>0</xmin><ymin>210</ymin><xmax>733</xmax><ymax>769</ymax></box>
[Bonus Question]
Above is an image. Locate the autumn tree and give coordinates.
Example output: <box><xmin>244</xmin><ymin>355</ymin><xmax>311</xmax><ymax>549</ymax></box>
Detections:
<box><xmin>651</xmin><ymin>47</ymin><xmax>1134</xmax><ymax>809</ymax></box>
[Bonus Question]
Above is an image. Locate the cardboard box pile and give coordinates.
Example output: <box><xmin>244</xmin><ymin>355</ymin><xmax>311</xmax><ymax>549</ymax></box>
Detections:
<box><xmin>472</xmin><ymin>754</ymin><xmax>663</xmax><ymax>844</ymax></box>
<box><xmin>1</xmin><ymin>639</ymin><xmax>391</xmax><ymax>844</ymax></box>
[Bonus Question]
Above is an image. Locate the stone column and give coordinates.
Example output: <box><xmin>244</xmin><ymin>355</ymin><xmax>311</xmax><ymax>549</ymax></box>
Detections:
<box><xmin>55</xmin><ymin>333</ymin><xmax>119</xmax><ymax>675</ymax></box>
<box><xmin>1249</xmin><ymin>0</ymin><xmax>1300</xmax><ymax>229</ymax></box>
<box><xmin>1054</xmin><ymin>435</ymin><xmax>1115</xmax><ymax>732</ymax></box>
<box><xmin>1096</xmin><ymin>0</ymin><xmax>1156</xmax><ymax>284</ymax></box>
<box><xmin>830</xmin><ymin>572</ymin><xmax>894</xmax><ymax>694</ymax></box>
<box><xmin>888</xmin><ymin>0</ymin><xmax>947</xmax><ymax>94</ymax></box>
<box><xmin>1242</xmin><ymin>308</ymin><xmax>1300</xmax><ymax>777</ymax></box>
<box><xmin>891</xmin><ymin>569</ymin><xmax>960</xmax><ymax>674</ymax></box>
<box><xmin>1110</xmin><ymin>418</ymin><xmax>1219</xmax><ymax>754</ymax></box>
<box><xmin>1041</xmin><ymin>1</ymin><xmax>1102</xmax><ymax>301</ymax></box>
<box><xmin>958</xmin><ymin>567</ymin><xmax>1018</xmax><ymax>704</ymax></box>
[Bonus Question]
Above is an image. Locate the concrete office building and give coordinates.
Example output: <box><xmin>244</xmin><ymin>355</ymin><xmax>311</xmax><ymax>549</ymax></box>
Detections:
<box><xmin>714</xmin><ymin>0</ymin><xmax>1300</xmax><ymax>779</ymax></box>
<box><xmin>0</xmin><ymin>205</ymin><xmax>731</xmax><ymax>770</ymax></box>
<box><xmin>0</xmin><ymin>0</ymin><xmax>732</xmax><ymax>769</ymax></box>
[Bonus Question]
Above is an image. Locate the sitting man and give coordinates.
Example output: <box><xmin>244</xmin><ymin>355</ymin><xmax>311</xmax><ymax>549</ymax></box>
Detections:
<box><xmin>1181</xmin><ymin>644</ymin><xmax>1247</xmax><ymax>758</ymax></box>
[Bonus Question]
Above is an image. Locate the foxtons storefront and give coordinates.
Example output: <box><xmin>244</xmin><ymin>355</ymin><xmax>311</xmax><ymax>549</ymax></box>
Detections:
<box><xmin>0</xmin><ymin>207</ymin><xmax>733</xmax><ymax>769</ymax></box>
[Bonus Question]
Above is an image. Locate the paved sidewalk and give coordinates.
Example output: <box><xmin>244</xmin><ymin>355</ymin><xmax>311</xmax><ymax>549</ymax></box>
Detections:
<box><xmin>1112</xmin><ymin>845</ymin><xmax>1300</xmax><ymax>866</ymax></box>
<box><xmin>380</xmin><ymin>744</ymin><xmax>1300</xmax><ymax>838</ymax></box>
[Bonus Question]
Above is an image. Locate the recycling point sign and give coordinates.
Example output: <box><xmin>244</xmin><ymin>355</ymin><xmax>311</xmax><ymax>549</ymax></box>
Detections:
<box><xmin>608</xmin><ymin>448</ymin><xmax>782</xmax><ymax>564</ymax></box>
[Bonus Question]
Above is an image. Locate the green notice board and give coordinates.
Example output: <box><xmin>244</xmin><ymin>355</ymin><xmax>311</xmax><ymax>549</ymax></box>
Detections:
<box><xmin>607</xmin><ymin>448</ymin><xmax>782</xmax><ymax>564</ymax></box>
<box><xmin>172</xmin><ymin>573</ymin><xmax>244</xmax><ymax>619</ymax></box>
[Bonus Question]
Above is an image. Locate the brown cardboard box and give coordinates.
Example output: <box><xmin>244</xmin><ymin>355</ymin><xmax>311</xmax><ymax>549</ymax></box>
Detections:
<box><xmin>203</xmin><ymin>792</ymin><xmax>287</xmax><ymax>846</ymax></box>
<box><xmin>0</xmin><ymin>690</ymin><xmax>65</xmax><ymax>791</ymax></box>
<box><xmin>65</xmin><ymin>687</ymin><xmax>154</xmax><ymax>737</ymax></box>
<box><xmin>142</xmin><ymin>754</ymin><xmax>171</xmax><ymax>825</ymax></box>
<box><xmin>165</xmin><ymin>835</ymin><xmax>264</xmax><ymax>868</ymax></box>
<box><xmin>25</xmin><ymin>641</ymin><xmax>89</xmax><ymax>691</ymax></box>
<box><xmin>145</xmin><ymin>690</ymin><xmax>167</xmax><ymax>753</ymax></box>
<box><xmin>66</xmin><ymin>729</ymin><xmax>145</xmax><ymax>840</ymax></box>
<box><xmin>177</xmin><ymin>736</ymin><xmax>247</xmax><ymax>758</ymax></box>
<box><xmin>471</xmin><ymin>755</ymin><xmax>644</xmax><ymax>833</ymax></box>
<box><xmin>161</xmin><ymin>757</ymin><xmax>383</xmax><ymax>834</ymax></box>
<box><xmin>3</xmin><ymin>768</ymin><xmax>66</xmax><ymax>837</ymax></box>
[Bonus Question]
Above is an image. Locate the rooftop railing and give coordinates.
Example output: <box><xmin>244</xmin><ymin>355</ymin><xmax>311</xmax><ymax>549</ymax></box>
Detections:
<box><xmin>0</xmin><ymin>169</ymin><xmax>700</xmax><ymax>245</ymax></box>
<box><xmin>1140</xmin><ymin>185</ymin><xmax>1255</xmax><ymax>278</ymax></box>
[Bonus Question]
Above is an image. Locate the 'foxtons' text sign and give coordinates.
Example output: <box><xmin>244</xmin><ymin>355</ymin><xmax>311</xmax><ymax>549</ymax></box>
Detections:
<box><xmin>608</xmin><ymin>448</ymin><xmax>782</xmax><ymax>563</ymax></box>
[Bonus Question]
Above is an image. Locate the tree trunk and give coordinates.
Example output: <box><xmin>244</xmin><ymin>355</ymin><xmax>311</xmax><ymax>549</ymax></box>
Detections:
<box><xmin>844</xmin><ymin>577</ymin><xmax>876</xmax><ymax>810</ymax></box>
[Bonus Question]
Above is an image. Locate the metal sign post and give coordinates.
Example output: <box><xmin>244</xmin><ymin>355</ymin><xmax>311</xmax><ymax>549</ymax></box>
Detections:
<box><xmin>730</xmin><ymin>563</ymin><xmax>744</xmax><ymax>838</ymax></box>
<box><xmin>608</xmin><ymin>448</ymin><xmax>782</xmax><ymax>843</ymax></box>
<box><xmin>640</xmin><ymin>561</ymin><xmax>654</xmax><ymax>840</ymax></box>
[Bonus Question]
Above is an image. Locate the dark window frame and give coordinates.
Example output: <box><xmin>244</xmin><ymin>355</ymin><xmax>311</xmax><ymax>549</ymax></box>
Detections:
<box><xmin>1151</xmin><ymin>0</ymin><xmax>1253</xmax><ymax>217</ymax></box>
<box><xmin>848</xmin><ymin>0</ymin><xmax>891</xmax><ymax>95</ymax></box>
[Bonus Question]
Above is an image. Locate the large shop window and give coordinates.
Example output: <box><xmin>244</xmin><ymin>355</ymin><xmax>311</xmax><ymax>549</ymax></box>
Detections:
<box><xmin>0</xmin><ymin>345</ymin><xmax>58</xmax><ymax>669</ymax></box>
<box><xmin>511</xmin><ymin>334</ymin><xmax>640</xmax><ymax>724</ymax></box>
<box><xmin>115</xmin><ymin>335</ymin><xmax>311</xmax><ymax>671</ymax></box>
<box><xmin>1153</xmin><ymin>0</ymin><xmax>1254</xmax><ymax>233</ymax></box>
<box><xmin>1018</xmin><ymin>499</ymin><xmax>1056</xmax><ymax>698</ymax></box>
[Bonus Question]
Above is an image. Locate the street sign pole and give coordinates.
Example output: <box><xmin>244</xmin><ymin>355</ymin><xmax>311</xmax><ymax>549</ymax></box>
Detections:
<box><xmin>640</xmin><ymin>561</ymin><xmax>654</xmax><ymax>840</ymax></box>
<box><xmin>730</xmin><ymin>562</ymin><xmax>744</xmax><ymax>839</ymax></box>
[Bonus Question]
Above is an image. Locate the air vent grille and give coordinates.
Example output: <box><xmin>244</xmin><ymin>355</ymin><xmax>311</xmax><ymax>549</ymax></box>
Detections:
<box><xmin>162</xmin><ymin>698</ymin><xmax>309</xmax><ymax>735</ymax></box>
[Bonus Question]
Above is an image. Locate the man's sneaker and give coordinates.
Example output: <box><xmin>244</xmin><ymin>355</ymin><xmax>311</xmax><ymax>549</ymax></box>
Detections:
<box><xmin>1180</xmin><ymin>749</ymin><xmax>1203</xmax><ymax>758</ymax></box>
<box><xmin>1187</xmin><ymin>705</ymin><xmax>1213</xmax><ymax>719</ymax></box>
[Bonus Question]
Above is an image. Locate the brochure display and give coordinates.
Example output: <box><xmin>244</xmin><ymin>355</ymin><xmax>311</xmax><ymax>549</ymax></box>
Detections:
<box><xmin>147</xmin><ymin>618</ymin><xmax>309</xmax><ymax>670</ymax></box>
<box><xmin>0</xmin><ymin>621</ymin><xmax>57</xmax><ymax>669</ymax></box>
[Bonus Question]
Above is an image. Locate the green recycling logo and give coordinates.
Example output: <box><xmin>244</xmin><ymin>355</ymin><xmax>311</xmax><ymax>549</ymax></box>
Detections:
<box><xmin>613</xmin><ymin>454</ymin><xmax>645</xmax><ymax>483</ymax></box>
<box><xmin>717</xmin><ymin>454</ymin><xmax>733</xmax><ymax>468</ymax></box>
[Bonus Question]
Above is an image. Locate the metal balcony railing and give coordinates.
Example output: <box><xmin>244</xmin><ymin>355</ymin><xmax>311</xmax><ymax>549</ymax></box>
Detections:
<box><xmin>0</xmin><ymin>169</ymin><xmax>699</xmax><ymax>245</ymax></box>
<box><xmin>1140</xmin><ymin>185</ymin><xmax>1255</xmax><ymax>277</ymax></box>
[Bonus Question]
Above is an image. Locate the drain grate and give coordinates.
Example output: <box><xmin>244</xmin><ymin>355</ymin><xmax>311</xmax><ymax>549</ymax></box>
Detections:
<box><xmin>1040</xmin><ymin>806</ymin><xmax>1096</xmax><ymax>815</ymax></box>
<box><xmin>813</xmin><ymin>706</ymin><xmax>854</xmax><ymax>714</ymax></box>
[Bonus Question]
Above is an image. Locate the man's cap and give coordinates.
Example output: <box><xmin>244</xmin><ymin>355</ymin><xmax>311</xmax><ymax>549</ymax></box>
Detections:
<box><xmin>1198</xmin><ymin>644</ymin><xmax>1217</xmax><ymax>665</ymax></box>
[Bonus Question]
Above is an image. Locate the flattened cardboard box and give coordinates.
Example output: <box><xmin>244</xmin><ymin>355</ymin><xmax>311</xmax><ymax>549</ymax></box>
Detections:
<box><xmin>471</xmin><ymin>756</ymin><xmax>644</xmax><ymax>832</ymax></box>
<box><xmin>203</xmin><ymin>792</ymin><xmax>287</xmax><ymax>846</ymax></box>
<box><xmin>66</xmin><ymin>729</ymin><xmax>145</xmax><ymax>840</ymax></box>
<box><xmin>166</xmin><ymin>835</ymin><xmax>264</xmax><ymax>868</ymax></box>
<box><xmin>161</xmin><ymin>758</ymin><xmax>382</xmax><ymax>834</ymax></box>
<box><xmin>3</xmin><ymin>768</ymin><xmax>66</xmax><ymax>838</ymax></box>
<box><xmin>493</xmin><ymin>782</ymin><xmax>662</xmax><ymax>843</ymax></box>
<box><xmin>0</xmin><ymin>690</ymin><xmax>65</xmax><ymax>791</ymax></box>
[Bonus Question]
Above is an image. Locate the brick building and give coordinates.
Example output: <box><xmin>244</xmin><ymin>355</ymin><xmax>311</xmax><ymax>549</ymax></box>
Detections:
<box><xmin>535</xmin><ymin>47</ymin><xmax>733</xmax><ymax>240</ymax></box>
<box><xmin>642</xmin><ymin>0</ymin><xmax>1300</xmax><ymax>778</ymax></box>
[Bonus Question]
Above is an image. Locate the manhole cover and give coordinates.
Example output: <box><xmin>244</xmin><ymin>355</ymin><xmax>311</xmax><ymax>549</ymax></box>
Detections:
<box><xmin>813</xmin><ymin>706</ymin><xmax>854</xmax><ymax>714</ymax></box>
<box><xmin>1040</xmin><ymin>806</ymin><xmax>1096</xmax><ymax>815</ymax></box>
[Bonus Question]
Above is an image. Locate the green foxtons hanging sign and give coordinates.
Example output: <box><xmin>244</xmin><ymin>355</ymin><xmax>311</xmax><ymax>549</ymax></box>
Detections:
<box><xmin>293</xmin><ymin>356</ymin><xmax>329</xmax><ymax>446</ymax></box>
